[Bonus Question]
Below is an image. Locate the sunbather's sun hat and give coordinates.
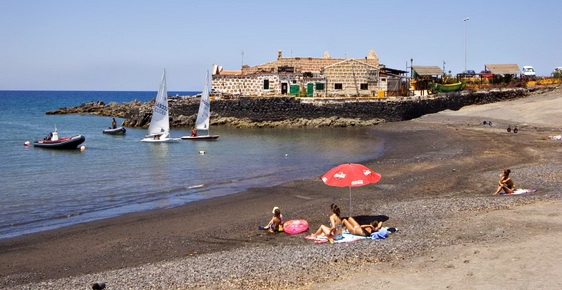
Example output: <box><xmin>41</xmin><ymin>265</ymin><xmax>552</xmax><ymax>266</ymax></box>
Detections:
<box><xmin>272</xmin><ymin>206</ymin><xmax>280</xmax><ymax>213</ymax></box>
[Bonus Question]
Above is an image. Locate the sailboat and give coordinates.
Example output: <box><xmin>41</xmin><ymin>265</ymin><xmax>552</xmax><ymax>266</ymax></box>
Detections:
<box><xmin>141</xmin><ymin>70</ymin><xmax>179</xmax><ymax>143</ymax></box>
<box><xmin>181</xmin><ymin>71</ymin><xmax>219</xmax><ymax>140</ymax></box>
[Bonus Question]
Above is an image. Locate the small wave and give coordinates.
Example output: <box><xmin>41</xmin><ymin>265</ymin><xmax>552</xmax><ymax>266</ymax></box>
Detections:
<box><xmin>214</xmin><ymin>172</ymin><xmax>278</xmax><ymax>185</ymax></box>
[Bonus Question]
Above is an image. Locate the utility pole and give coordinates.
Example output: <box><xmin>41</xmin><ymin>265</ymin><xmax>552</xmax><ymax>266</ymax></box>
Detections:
<box><xmin>464</xmin><ymin>17</ymin><xmax>470</xmax><ymax>71</ymax></box>
<box><xmin>241</xmin><ymin>50</ymin><xmax>244</xmax><ymax>68</ymax></box>
<box><xmin>406</xmin><ymin>58</ymin><xmax>414</xmax><ymax>94</ymax></box>
<box><xmin>407</xmin><ymin>58</ymin><xmax>413</xmax><ymax>79</ymax></box>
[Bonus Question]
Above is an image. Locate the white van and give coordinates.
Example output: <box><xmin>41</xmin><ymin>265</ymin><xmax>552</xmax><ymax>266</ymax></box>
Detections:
<box><xmin>522</xmin><ymin>66</ymin><xmax>536</xmax><ymax>76</ymax></box>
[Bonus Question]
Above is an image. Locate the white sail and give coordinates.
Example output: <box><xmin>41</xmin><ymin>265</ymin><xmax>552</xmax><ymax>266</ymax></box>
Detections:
<box><xmin>195</xmin><ymin>71</ymin><xmax>211</xmax><ymax>131</ymax></box>
<box><xmin>147</xmin><ymin>70</ymin><xmax>170</xmax><ymax>137</ymax></box>
<box><xmin>179</xmin><ymin>70</ymin><xmax>218</xmax><ymax>140</ymax></box>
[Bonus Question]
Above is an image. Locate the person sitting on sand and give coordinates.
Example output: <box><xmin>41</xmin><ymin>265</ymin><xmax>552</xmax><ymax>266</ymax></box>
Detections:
<box><xmin>310</xmin><ymin>204</ymin><xmax>343</xmax><ymax>241</ymax></box>
<box><xmin>494</xmin><ymin>168</ymin><xmax>515</xmax><ymax>195</ymax></box>
<box><xmin>342</xmin><ymin>216</ymin><xmax>383</xmax><ymax>236</ymax></box>
<box><xmin>260</xmin><ymin>206</ymin><xmax>284</xmax><ymax>233</ymax></box>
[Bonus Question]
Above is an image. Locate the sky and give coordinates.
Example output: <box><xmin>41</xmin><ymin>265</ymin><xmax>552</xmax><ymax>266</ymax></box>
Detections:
<box><xmin>1</xmin><ymin>0</ymin><xmax>561</xmax><ymax>91</ymax></box>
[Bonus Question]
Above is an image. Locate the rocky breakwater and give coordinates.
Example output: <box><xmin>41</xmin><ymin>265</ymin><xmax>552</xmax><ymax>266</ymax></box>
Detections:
<box><xmin>46</xmin><ymin>87</ymin><xmax>543</xmax><ymax>128</ymax></box>
<box><xmin>46</xmin><ymin>100</ymin><xmax>147</xmax><ymax>118</ymax></box>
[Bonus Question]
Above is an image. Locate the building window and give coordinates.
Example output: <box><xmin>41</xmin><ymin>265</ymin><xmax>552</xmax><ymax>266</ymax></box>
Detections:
<box><xmin>381</xmin><ymin>78</ymin><xmax>387</xmax><ymax>82</ymax></box>
<box><xmin>334</xmin><ymin>83</ymin><xmax>343</xmax><ymax>90</ymax></box>
<box><xmin>315</xmin><ymin>83</ymin><xmax>325</xmax><ymax>90</ymax></box>
<box><xmin>360</xmin><ymin>83</ymin><xmax>368</xmax><ymax>90</ymax></box>
<box><xmin>263</xmin><ymin>79</ymin><xmax>270</xmax><ymax>89</ymax></box>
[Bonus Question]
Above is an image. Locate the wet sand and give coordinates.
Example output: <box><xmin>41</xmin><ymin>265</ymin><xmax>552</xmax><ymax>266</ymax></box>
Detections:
<box><xmin>1</xmin><ymin>86</ymin><xmax>561</xmax><ymax>289</ymax></box>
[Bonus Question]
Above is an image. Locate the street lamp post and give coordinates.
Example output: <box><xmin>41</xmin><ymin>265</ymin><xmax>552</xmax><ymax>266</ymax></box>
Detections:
<box><xmin>409</xmin><ymin>58</ymin><xmax>413</xmax><ymax>78</ymax></box>
<box><xmin>463</xmin><ymin>17</ymin><xmax>470</xmax><ymax>72</ymax></box>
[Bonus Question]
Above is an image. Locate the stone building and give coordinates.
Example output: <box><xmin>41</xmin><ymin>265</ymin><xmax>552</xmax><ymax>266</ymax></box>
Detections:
<box><xmin>211</xmin><ymin>50</ymin><xmax>408</xmax><ymax>98</ymax></box>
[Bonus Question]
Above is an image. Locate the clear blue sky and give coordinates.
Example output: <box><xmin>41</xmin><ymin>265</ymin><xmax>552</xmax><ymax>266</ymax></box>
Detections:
<box><xmin>1</xmin><ymin>0</ymin><xmax>560</xmax><ymax>91</ymax></box>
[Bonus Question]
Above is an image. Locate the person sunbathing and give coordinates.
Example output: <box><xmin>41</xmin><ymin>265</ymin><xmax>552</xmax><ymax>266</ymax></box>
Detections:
<box><xmin>342</xmin><ymin>216</ymin><xmax>383</xmax><ymax>236</ymax></box>
<box><xmin>310</xmin><ymin>204</ymin><xmax>343</xmax><ymax>241</ymax></box>
<box><xmin>494</xmin><ymin>168</ymin><xmax>515</xmax><ymax>195</ymax></box>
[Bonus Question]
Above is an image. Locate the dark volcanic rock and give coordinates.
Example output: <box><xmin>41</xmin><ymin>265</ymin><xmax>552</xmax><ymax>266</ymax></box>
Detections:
<box><xmin>45</xmin><ymin>87</ymin><xmax>548</xmax><ymax>128</ymax></box>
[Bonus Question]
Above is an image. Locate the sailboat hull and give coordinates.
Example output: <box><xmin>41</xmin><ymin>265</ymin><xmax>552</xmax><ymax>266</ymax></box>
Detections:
<box><xmin>141</xmin><ymin>137</ymin><xmax>180</xmax><ymax>143</ymax></box>
<box><xmin>181</xmin><ymin>135</ymin><xmax>219</xmax><ymax>140</ymax></box>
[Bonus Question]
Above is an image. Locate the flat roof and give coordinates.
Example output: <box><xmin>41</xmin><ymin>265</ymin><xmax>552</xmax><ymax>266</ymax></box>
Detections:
<box><xmin>485</xmin><ymin>64</ymin><xmax>520</xmax><ymax>75</ymax></box>
<box><xmin>412</xmin><ymin>66</ymin><xmax>443</xmax><ymax>76</ymax></box>
<box><xmin>381</xmin><ymin>66</ymin><xmax>408</xmax><ymax>75</ymax></box>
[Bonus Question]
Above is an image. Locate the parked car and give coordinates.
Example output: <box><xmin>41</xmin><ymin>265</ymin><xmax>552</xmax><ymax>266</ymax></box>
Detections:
<box><xmin>522</xmin><ymin>66</ymin><xmax>536</xmax><ymax>77</ymax></box>
<box><xmin>462</xmin><ymin>70</ymin><xmax>476</xmax><ymax>75</ymax></box>
<box><xmin>480</xmin><ymin>70</ymin><xmax>493</xmax><ymax>78</ymax></box>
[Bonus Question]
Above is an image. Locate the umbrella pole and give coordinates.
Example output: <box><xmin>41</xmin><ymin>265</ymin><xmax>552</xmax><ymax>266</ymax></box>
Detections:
<box><xmin>349</xmin><ymin>186</ymin><xmax>352</xmax><ymax>217</ymax></box>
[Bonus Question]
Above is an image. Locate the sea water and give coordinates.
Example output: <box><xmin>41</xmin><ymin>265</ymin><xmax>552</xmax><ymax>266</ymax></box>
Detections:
<box><xmin>0</xmin><ymin>91</ymin><xmax>384</xmax><ymax>239</ymax></box>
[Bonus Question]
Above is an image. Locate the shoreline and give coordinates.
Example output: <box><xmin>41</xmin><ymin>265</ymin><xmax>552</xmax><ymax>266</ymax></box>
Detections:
<box><xmin>1</xmin><ymin>86</ymin><xmax>561</xmax><ymax>288</ymax></box>
<box><xmin>0</xmin><ymin>125</ymin><xmax>384</xmax><ymax>242</ymax></box>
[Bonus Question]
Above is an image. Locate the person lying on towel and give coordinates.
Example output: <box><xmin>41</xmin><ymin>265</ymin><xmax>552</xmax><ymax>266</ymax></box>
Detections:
<box><xmin>342</xmin><ymin>216</ymin><xmax>383</xmax><ymax>236</ymax></box>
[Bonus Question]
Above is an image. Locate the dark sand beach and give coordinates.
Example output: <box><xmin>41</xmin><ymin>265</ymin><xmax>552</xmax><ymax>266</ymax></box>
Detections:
<box><xmin>1</xmin><ymin>86</ymin><xmax>561</xmax><ymax>289</ymax></box>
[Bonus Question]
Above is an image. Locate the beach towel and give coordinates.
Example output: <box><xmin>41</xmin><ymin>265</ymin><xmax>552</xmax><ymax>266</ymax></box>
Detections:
<box><xmin>305</xmin><ymin>227</ymin><xmax>396</xmax><ymax>244</ymax></box>
<box><xmin>370</xmin><ymin>227</ymin><xmax>389</xmax><ymax>239</ymax></box>
<box><xmin>305</xmin><ymin>232</ymin><xmax>366</xmax><ymax>244</ymax></box>
<box><xmin>500</xmin><ymin>189</ymin><xmax>537</xmax><ymax>195</ymax></box>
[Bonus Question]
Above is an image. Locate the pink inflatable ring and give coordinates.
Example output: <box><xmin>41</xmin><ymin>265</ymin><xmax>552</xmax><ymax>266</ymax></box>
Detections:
<box><xmin>283</xmin><ymin>219</ymin><xmax>308</xmax><ymax>235</ymax></box>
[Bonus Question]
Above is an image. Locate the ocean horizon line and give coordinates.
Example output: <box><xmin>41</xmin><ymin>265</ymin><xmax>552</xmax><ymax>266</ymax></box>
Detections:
<box><xmin>0</xmin><ymin>89</ymin><xmax>201</xmax><ymax>93</ymax></box>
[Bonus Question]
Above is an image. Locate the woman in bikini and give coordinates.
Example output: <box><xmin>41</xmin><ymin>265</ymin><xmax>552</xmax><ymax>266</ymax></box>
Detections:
<box><xmin>494</xmin><ymin>168</ymin><xmax>515</xmax><ymax>195</ymax></box>
<box><xmin>310</xmin><ymin>204</ymin><xmax>343</xmax><ymax>241</ymax></box>
<box><xmin>342</xmin><ymin>216</ymin><xmax>383</xmax><ymax>236</ymax></box>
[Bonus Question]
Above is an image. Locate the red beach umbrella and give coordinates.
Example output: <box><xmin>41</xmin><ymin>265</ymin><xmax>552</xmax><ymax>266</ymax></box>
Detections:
<box><xmin>321</xmin><ymin>163</ymin><xmax>381</xmax><ymax>216</ymax></box>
